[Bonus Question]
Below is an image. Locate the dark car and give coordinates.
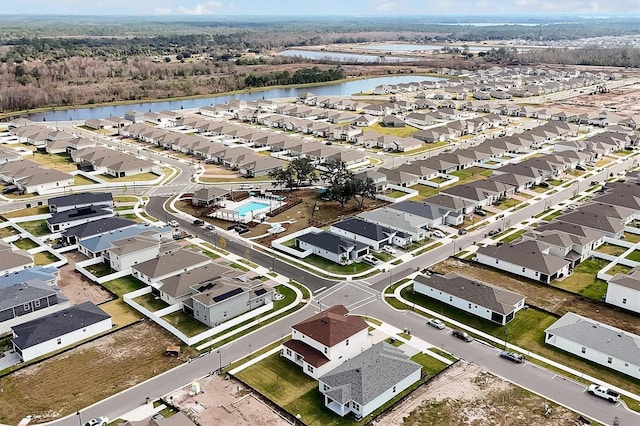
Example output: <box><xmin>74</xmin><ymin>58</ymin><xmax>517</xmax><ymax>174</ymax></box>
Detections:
<box><xmin>192</xmin><ymin>219</ymin><xmax>205</xmax><ymax>226</ymax></box>
<box><xmin>499</xmin><ymin>351</ymin><xmax>525</xmax><ymax>363</ymax></box>
<box><xmin>475</xmin><ymin>209</ymin><xmax>487</xmax><ymax>217</ymax></box>
<box><xmin>452</xmin><ymin>330</ymin><xmax>473</xmax><ymax>342</ymax></box>
<box><xmin>2</xmin><ymin>185</ymin><xmax>18</xmax><ymax>194</ymax></box>
<box><xmin>458</xmin><ymin>229</ymin><xmax>468</xmax><ymax>235</ymax></box>
<box><xmin>488</xmin><ymin>229</ymin><xmax>501</xmax><ymax>236</ymax></box>
<box><xmin>539</xmin><ymin>181</ymin><xmax>550</xmax><ymax>188</ymax></box>
<box><xmin>575</xmin><ymin>165</ymin><xmax>586</xmax><ymax>171</ymax></box>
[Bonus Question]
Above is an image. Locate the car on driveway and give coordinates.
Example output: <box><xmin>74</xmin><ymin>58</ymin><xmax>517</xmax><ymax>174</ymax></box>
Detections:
<box><xmin>426</xmin><ymin>318</ymin><xmax>445</xmax><ymax>330</ymax></box>
<box><xmin>452</xmin><ymin>330</ymin><xmax>473</xmax><ymax>342</ymax></box>
<box><xmin>432</xmin><ymin>230</ymin><xmax>446</xmax><ymax>238</ymax></box>
<box><xmin>362</xmin><ymin>254</ymin><xmax>380</xmax><ymax>265</ymax></box>
<box><xmin>499</xmin><ymin>350</ymin><xmax>525</xmax><ymax>363</ymax></box>
<box><xmin>475</xmin><ymin>209</ymin><xmax>487</xmax><ymax>217</ymax></box>
<box><xmin>84</xmin><ymin>417</ymin><xmax>109</xmax><ymax>426</ymax></box>
<box><xmin>488</xmin><ymin>229</ymin><xmax>501</xmax><ymax>236</ymax></box>
<box><xmin>382</xmin><ymin>245</ymin><xmax>396</xmax><ymax>255</ymax></box>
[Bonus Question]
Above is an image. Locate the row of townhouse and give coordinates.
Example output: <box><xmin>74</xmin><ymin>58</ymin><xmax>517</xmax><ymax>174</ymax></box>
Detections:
<box><xmin>7</xmin><ymin>121</ymin><xmax>98</xmax><ymax>153</ymax></box>
<box><xmin>475</xmin><ymin>180</ymin><xmax>640</xmax><ymax>286</ymax></box>
<box><xmin>0</xmin><ymin>159</ymin><xmax>73</xmax><ymax>194</ymax></box>
<box><xmin>70</xmin><ymin>146</ymin><xmax>159</xmax><ymax>178</ymax></box>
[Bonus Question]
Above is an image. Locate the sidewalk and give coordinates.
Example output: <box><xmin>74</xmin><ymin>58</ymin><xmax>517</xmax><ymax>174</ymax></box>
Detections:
<box><xmin>392</xmin><ymin>280</ymin><xmax>640</xmax><ymax>403</ymax></box>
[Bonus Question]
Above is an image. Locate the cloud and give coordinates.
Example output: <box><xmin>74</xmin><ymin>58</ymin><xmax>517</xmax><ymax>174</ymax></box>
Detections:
<box><xmin>367</xmin><ymin>0</ymin><xmax>402</xmax><ymax>12</ymax></box>
<box><xmin>158</xmin><ymin>1</ymin><xmax>225</xmax><ymax>15</ymax></box>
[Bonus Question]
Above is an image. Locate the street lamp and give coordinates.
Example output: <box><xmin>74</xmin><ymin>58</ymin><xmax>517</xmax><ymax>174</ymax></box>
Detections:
<box><xmin>216</xmin><ymin>349</ymin><xmax>222</xmax><ymax>373</ymax></box>
<box><xmin>76</xmin><ymin>411</ymin><xmax>82</xmax><ymax>426</ymax></box>
<box><xmin>503</xmin><ymin>330</ymin><xmax>508</xmax><ymax>350</ymax></box>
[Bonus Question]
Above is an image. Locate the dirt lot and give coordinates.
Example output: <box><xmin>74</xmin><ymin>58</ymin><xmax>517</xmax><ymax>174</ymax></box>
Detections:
<box><xmin>378</xmin><ymin>361</ymin><xmax>581</xmax><ymax>426</ymax></box>
<box><xmin>552</xmin><ymin>82</ymin><xmax>640</xmax><ymax>117</ymax></box>
<box><xmin>0</xmin><ymin>321</ymin><xmax>190</xmax><ymax>425</ymax></box>
<box><xmin>433</xmin><ymin>258</ymin><xmax>640</xmax><ymax>336</ymax></box>
<box><xmin>57</xmin><ymin>251</ymin><xmax>113</xmax><ymax>305</ymax></box>
<box><xmin>166</xmin><ymin>374</ymin><xmax>289</xmax><ymax>426</ymax></box>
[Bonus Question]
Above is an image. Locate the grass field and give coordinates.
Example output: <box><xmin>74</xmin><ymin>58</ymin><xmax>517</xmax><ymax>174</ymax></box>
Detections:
<box><xmin>0</xmin><ymin>226</ymin><xmax>18</xmax><ymax>238</ymax></box>
<box><xmin>101</xmin><ymin>276</ymin><xmax>146</xmax><ymax>297</ymax></box>
<box><xmin>162</xmin><ymin>311</ymin><xmax>210</xmax><ymax>337</ymax></box>
<box><xmin>594</xmin><ymin>243</ymin><xmax>628</xmax><ymax>256</ymax></box>
<box><xmin>101</xmin><ymin>171</ymin><xmax>162</xmax><ymax>182</ymax></box>
<box><xmin>34</xmin><ymin>251</ymin><xmax>58</xmax><ymax>266</ymax></box>
<box><xmin>2</xmin><ymin>205</ymin><xmax>49</xmax><ymax>218</ymax></box>
<box><xmin>623</xmin><ymin>232</ymin><xmax>640</xmax><ymax>243</ymax></box>
<box><xmin>30</xmin><ymin>152</ymin><xmax>77</xmax><ymax>173</ymax></box>
<box><xmin>552</xmin><ymin>258</ymin><xmax>609</xmax><ymax>300</ymax></box>
<box><xmin>303</xmin><ymin>254</ymin><xmax>372</xmax><ymax>275</ymax></box>
<box><xmin>624</xmin><ymin>250</ymin><xmax>640</xmax><ymax>262</ymax></box>
<box><xmin>366</xmin><ymin>122</ymin><xmax>420</xmax><ymax>138</ymax></box>
<box><xmin>17</xmin><ymin>219</ymin><xmax>50</xmax><ymax>237</ymax></box>
<box><xmin>13</xmin><ymin>238</ymin><xmax>39</xmax><ymax>250</ymax></box>
<box><xmin>74</xmin><ymin>175</ymin><xmax>99</xmax><ymax>186</ymax></box>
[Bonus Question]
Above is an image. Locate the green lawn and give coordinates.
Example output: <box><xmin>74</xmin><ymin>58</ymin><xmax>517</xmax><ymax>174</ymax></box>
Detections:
<box><xmin>101</xmin><ymin>276</ymin><xmax>146</xmax><ymax>297</ymax></box>
<box><xmin>303</xmin><ymin>254</ymin><xmax>372</xmax><ymax>275</ymax></box>
<box><xmin>273</xmin><ymin>285</ymin><xmax>296</xmax><ymax>311</ymax></box>
<box><xmin>623</xmin><ymin>232</ymin><xmax>640</xmax><ymax>244</ymax></box>
<box><xmin>18</xmin><ymin>219</ymin><xmax>50</xmax><ymax>237</ymax></box>
<box><xmin>595</xmin><ymin>243</ymin><xmax>628</xmax><ymax>257</ymax></box>
<box><xmin>372</xmin><ymin>251</ymin><xmax>394</xmax><ymax>262</ymax></box>
<box><xmin>624</xmin><ymin>250</ymin><xmax>640</xmax><ymax>262</ymax></box>
<box><xmin>0</xmin><ymin>227</ymin><xmax>18</xmax><ymax>238</ymax></box>
<box><xmin>34</xmin><ymin>251</ymin><xmax>57</xmax><ymax>266</ymax></box>
<box><xmin>410</xmin><ymin>352</ymin><xmax>448</xmax><ymax>376</ymax></box>
<box><xmin>2</xmin><ymin>206</ymin><xmax>49</xmax><ymax>218</ymax></box>
<box><xmin>85</xmin><ymin>262</ymin><xmax>113</xmax><ymax>278</ymax></box>
<box><xmin>494</xmin><ymin>198</ymin><xmax>521</xmax><ymax>210</ymax></box>
<box><xmin>387</xmin><ymin>190</ymin><xmax>409</xmax><ymax>198</ymax></box>
<box><xmin>13</xmin><ymin>238</ymin><xmax>39</xmax><ymax>250</ymax></box>
<box><xmin>540</xmin><ymin>210</ymin><xmax>563</xmax><ymax>221</ymax></box>
<box><xmin>101</xmin><ymin>171</ymin><xmax>162</xmax><ymax>182</ymax></box>
<box><xmin>501</xmin><ymin>229</ymin><xmax>526</xmax><ymax>243</ymax></box>
<box><xmin>410</xmin><ymin>184</ymin><xmax>439</xmax><ymax>200</ymax></box>
<box><xmin>450</xmin><ymin>167</ymin><xmax>492</xmax><ymax>181</ymax></box>
<box><xmin>553</xmin><ymin>258</ymin><xmax>609</xmax><ymax>300</ymax></box>
<box><xmin>162</xmin><ymin>311</ymin><xmax>209</xmax><ymax>337</ymax></box>
<box><xmin>133</xmin><ymin>293</ymin><xmax>170</xmax><ymax>312</ymax></box>
<box><xmin>607</xmin><ymin>263</ymin><xmax>632</xmax><ymax>276</ymax></box>
<box><xmin>74</xmin><ymin>175</ymin><xmax>99</xmax><ymax>186</ymax></box>
<box><xmin>31</xmin><ymin>152</ymin><xmax>76</xmax><ymax>173</ymax></box>
<box><xmin>366</xmin><ymin>122</ymin><xmax>420</xmax><ymax>138</ymax></box>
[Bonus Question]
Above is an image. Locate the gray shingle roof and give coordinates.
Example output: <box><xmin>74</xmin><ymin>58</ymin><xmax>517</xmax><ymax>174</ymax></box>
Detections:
<box><xmin>63</xmin><ymin>217</ymin><xmax>137</xmax><ymax>239</ymax></box>
<box><xmin>11</xmin><ymin>301</ymin><xmax>111</xmax><ymax>349</ymax></box>
<box><xmin>414</xmin><ymin>272</ymin><xmax>525</xmax><ymax>315</ymax></box>
<box><xmin>0</xmin><ymin>280</ymin><xmax>61</xmax><ymax>311</ymax></box>
<box><xmin>331</xmin><ymin>217</ymin><xmax>395</xmax><ymax>242</ymax></box>
<box><xmin>297</xmin><ymin>231</ymin><xmax>367</xmax><ymax>255</ymax></box>
<box><xmin>319</xmin><ymin>341</ymin><xmax>421</xmax><ymax>405</ymax></box>
<box><xmin>477</xmin><ymin>240</ymin><xmax>570</xmax><ymax>275</ymax></box>
<box><xmin>48</xmin><ymin>192</ymin><xmax>113</xmax><ymax>209</ymax></box>
<box><xmin>132</xmin><ymin>249</ymin><xmax>210</xmax><ymax>279</ymax></box>
<box><xmin>545</xmin><ymin>312</ymin><xmax>640</xmax><ymax>365</ymax></box>
<box><xmin>47</xmin><ymin>207</ymin><xmax>113</xmax><ymax>225</ymax></box>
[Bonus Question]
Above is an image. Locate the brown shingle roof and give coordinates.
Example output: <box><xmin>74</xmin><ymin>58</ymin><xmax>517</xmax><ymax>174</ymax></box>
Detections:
<box><xmin>282</xmin><ymin>339</ymin><xmax>330</xmax><ymax>368</ymax></box>
<box><xmin>292</xmin><ymin>305</ymin><xmax>367</xmax><ymax>347</ymax></box>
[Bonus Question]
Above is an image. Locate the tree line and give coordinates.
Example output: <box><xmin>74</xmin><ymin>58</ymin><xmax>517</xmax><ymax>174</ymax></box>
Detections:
<box><xmin>244</xmin><ymin>67</ymin><xmax>344</xmax><ymax>88</ymax></box>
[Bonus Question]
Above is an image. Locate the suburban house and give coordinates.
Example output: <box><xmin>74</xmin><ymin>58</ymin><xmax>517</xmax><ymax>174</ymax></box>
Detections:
<box><xmin>48</xmin><ymin>192</ymin><xmax>114</xmax><ymax>213</ymax></box>
<box><xmin>77</xmin><ymin>224</ymin><xmax>171</xmax><ymax>259</ymax></box>
<box><xmin>606</xmin><ymin>266</ymin><xmax>640</xmax><ymax>314</ymax></box>
<box><xmin>105</xmin><ymin>234</ymin><xmax>176</xmax><ymax>273</ymax></box>
<box><xmin>329</xmin><ymin>217</ymin><xmax>396</xmax><ymax>250</ymax></box>
<box><xmin>46</xmin><ymin>207</ymin><xmax>115</xmax><ymax>232</ymax></box>
<box><xmin>475</xmin><ymin>240</ymin><xmax>572</xmax><ymax>284</ymax></box>
<box><xmin>0</xmin><ymin>241</ymin><xmax>34</xmax><ymax>275</ymax></box>
<box><xmin>11</xmin><ymin>301</ymin><xmax>112</xmax><ymax>362</ymax></box>
<box><xmin>545</xmin><ymin>312</ymin><xmax>640</xmax><ymax>380</ymax></box>
<box><xmin>357</xmin><ymin>208</ymin><xmax>429</xmax><ymax>244</ymax></box>
<box><xmin>413</xmin><ymin>272</ymin><xmax>526</xmax><ymax>325</ymax></box>
<box><xmin>191</xmin><ymin>187</ymin><xmax>230</xmax><ymax>207</ymax></box>
<box><xmin>62</xmin><ymin>217</ymin><xmax>138</xmax><ymax>245</ymax></box>
<box><xmin>0</xmin><ymin>279</ymin><xmax>70</xmax><ymax>335</ymax></box>
<box><xmin>158</xmin><ymin>262</ymin><xmax>243</xmax><ymax>305</ymax></box>
<box><xmin>295</xmin><ymin>231</ymin><xmax>369</xmax><ymax>264</ymax></box>
<box><xmin>131</xmin><ymin>249</ymin><xmax>212</xmax><ymax>288</ymax></box>
<box><xmin>281</xmin><ymin>305</ymin><xmax>371</xmax><ymax>379</ymax></box>
<box><xmin>318</xmin><ymin>341</ymin><xmax>421</xmax><ymax>418</ymax></box>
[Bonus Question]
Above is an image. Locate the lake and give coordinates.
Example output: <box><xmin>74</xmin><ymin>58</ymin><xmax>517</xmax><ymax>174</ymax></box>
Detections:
<box><xmin>278</xmin><ymin>49</ymin><xmax>420</xmax><ymax>63</ymax></box>
<box><xmin>360</xmin><ymin>44</ymin><xmax>487</xmax><ymax>52</ymax></box>
<box><xmin>28</xmin><ymin>75</ymin><xmax>445</xmax><ymax>122</ymax></box>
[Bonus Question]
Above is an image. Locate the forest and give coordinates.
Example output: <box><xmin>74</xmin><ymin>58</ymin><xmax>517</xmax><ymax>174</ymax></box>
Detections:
<box><xmin>0</xmin><ymin>15</ymin><xmax>639</xmax><ymax>114</ymax></box>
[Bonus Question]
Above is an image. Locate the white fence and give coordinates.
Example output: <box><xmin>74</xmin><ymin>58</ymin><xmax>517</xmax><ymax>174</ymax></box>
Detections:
<box><xmin>375</xmin><ymin>184</ymin><xmax>418</xmax><ymax>203</ymax></box>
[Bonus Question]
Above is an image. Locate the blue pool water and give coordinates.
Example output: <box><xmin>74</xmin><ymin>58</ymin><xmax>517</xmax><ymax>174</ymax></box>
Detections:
<box><xmin>235</xmin><ymin>201</ymin><xmax>269</xmax><ymax>216</ymax></box>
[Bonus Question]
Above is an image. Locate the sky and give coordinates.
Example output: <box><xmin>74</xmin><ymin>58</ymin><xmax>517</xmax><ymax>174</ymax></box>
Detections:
<box><xmin>2</xmin><ymin>0</ymin><xmax>639</xmax><ymax>16</ymax></box>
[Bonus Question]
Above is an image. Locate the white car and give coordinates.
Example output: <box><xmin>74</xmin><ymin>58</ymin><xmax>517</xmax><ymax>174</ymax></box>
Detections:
<box><xmin>382</xmin><ymin>245</ymin><xmax>396</xmax><ymax>255</ymax></box>
<box><xmin>362</xmin><ymin>254</ymin><xmax>380</xmax><ymax>265</ymax></box>
<box><xmin>167</xmin><ymin>220</ymin><xmax>179</xmax><ymax>228</ymax></box>
<box><xmin>426</xmin><ymin>318</ymin><xmax>445</xmax><ymax>330</ymax></box>
<box><xmin>432</xmin><ymin>230</ymin><xmax>446</xmax><ymax>239</ymax></box>
<box><xmin>84</xmin><ymin>417</ymin><xmax>109</xmax><ymax>426</ymax></box>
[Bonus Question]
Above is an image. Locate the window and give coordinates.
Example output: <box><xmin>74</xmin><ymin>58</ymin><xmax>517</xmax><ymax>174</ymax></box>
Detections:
<box><xmin>522</xmin><ymin>267</ymin><xmax>526</xmax><ymax>272</ymax></box>
<box><xmin>307</xmin><ymin>365</ymin><xmax>314</xmax><ymax>373</ymax></box>
<box><xmin>34</xmin><ymin>300</ymin><xmax>41</xmax><ymax>308</ymax></box>
<box><xmin>535</xmin><ymin>271</ymin><xmax>539</xmax><ymax>276</ymax></box>
<box><xmin>496</xmin><ymin>259</ymin><xmax>499</xmax><ymax>264</ymax></box>
<box><xmin>607</xmin><ymin>357</ymin><xmax>613</xmax><ymax>364</ymax></box>
<box><xmin>622</xmin><ymin>298</ymin><xmax>627</xmax><ymax>304</ymax></box>
<box><xmin>57</xmin><ymin>338</ymin><xmax>62</xmax><ymax>345</ymax></box>
<box><xmin>23</xmin><ymin>303</ymin><xmax>30</xmax><ymax>311</ymax></box>
<box><xmin>346</xmin><ymin>339</ymin><xmax>349</xmax><ymax>346</ymax></box>
<box><xmin>393</xmin><ymin>385</ymin><xmax>397</xmax><ymax>393</ymax></box>
<box><xmin>581</xmin><ymin>347</ymin><xmax>586</xmax><ymax>354</ymax></box>
<box><xmin>286</xmin><ymin>349</ymin><xmax>291</xmax><ymax>356</ymax></box>
<box><xmin>323</xmin><ymin>384</ymin><xmax>329</xmax><ymax>391</ymax></box>
<box><xmin>468</xmin><ymin>303</ymin><xmax>472</xmax><ymax>309</ymax></box>
<box><xmin>324</xmin><ymin>347</ymin><xmax>327</xmax><ymax>354</ymax></box>
<box><xmin>449</xmin><ymin>296</ymin><xmax>453</xmax><ymax>302</ymax></box>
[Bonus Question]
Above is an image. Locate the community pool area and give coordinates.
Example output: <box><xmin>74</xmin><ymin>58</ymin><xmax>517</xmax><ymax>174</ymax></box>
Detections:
<box><xmin>235</xmin><ymin>201</ymin><xmax>270</xmax><ymax>217</ymax></box>
<box><xmin>214</xmin><ymin>196</ymin><xmax>285</xmax><ymax>223</ymax></box>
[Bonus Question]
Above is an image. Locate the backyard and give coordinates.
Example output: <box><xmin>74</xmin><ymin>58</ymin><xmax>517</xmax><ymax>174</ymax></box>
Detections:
<box><xmin>552</xmin><ymin>258</ymin><xmax>609</xmax><ymax>300</ymax></box>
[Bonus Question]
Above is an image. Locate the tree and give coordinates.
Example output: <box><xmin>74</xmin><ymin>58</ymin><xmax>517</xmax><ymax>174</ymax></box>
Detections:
<box><xmin>353</xmin><ymin>177</ymin><xmax>378</xmax><ymax>209</ymax></box>
<box><xmin>320</xmin><ymin>159</ymin><xmax>357</xmax><ymax>208</ymax></box>
<box><xmin>268</xmin><ymin>167</ymin><xmax>295</xmax><ymax>191</ymax></box>
<box><xmin>289</xmin><ymin>157</ymin><xmax>317</xmax><ymax>188</ymax></box>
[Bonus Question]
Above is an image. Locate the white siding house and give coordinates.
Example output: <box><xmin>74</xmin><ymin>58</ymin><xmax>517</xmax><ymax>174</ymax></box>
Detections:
<box><xmin>606</xmin><ymin>268</ymin><xmax>640</xmax><ymax>314</ymax></box>
<box><xmin>545</xmin><ymin>312</ymin><xmax>640</xmax><ymax>380</ymax></box>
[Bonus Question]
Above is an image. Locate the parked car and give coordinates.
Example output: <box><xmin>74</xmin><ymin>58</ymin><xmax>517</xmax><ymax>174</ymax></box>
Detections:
<box><xmin>452</xmin><ymin>330</ymin><xmax>473</xmax><ymax>342</ymax></box>
<box><xmin>488</xmin><ymin>229</ymin><xmax>501</xmax><ymax>236</ymax></box>
<box><xmin>2</xmin><ymin>185</ymin><xmax>18</xmax><ymax>194</ymax></box>
<box><xmin>539</xmin><ymin>181</ymin><xmax>550</xmax><ymax>188</ymax></box>
<box><xmin>575</xmin><ymin>165</ymin><xmax>586</xmax><ymax>171</ymax></box>
<box><xmin>587</xmin><ymin>384</ymin><xmax>620</xmax><ymax>403</ymax></box>
<box><xmin>192</xmin><ymin>219</ymin><xmax>205</xmax><ymax>226</ymax></box>
<box><xmin>432</xmin><ymin>230</ymin><xmax>446</xmax><ymax>238</ymax></box>
<box><xmin>167</xmin><ymin>220</ymin><xmax>179</xmax><ymax>228</ymax></box>
<box><xmin>499</xmin><ymin>350</ymin><xmax>525</xmax><ymax>363</ymax></box>
<box><xmin>362</xmin><ymin>254</ymin><xmax>380</xmax><ymax>265</ymax></box>
<box><xmin>475</xmin><ymin>209</ymin><xmax>487</xmax><ymax>217</ymax></box>
<box><xmin>426</xmin><ymin>318</ymin><xmax>445</xmax><ymax>330</ymax></box>
<box><xmin>84</xmin><ymin>417</ymin><xmax>109</xmax><ymax>426</ymax></box>
<box><xmin>382</xmin><ymin>245</ymin><xmax>396</xmax><ymax>255</ymax></box>
<box><xmin>458</xmin><ymin>229</ymin><xmax>468</xmax><ymax>235</ymax></box>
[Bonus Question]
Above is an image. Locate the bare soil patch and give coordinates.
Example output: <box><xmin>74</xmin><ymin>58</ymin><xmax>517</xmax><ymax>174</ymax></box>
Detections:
<box><xmin>57</xmin><ymin>251</ymin><xmax>112</xmax><ymax>305</ymax></box>
<box><xmin>378</xmin><ymin>361</ymin><xmax>580</xmax><ymax>426</ymax></box>
<box><xmin>0</xmin><ymin>321</ymin><xmax>191</xmax><ymax>425</ymax></box>
<box><xmin>166</xmin><ymin>374</ymin><xmax>289</xmax><ymax>426</ymax></box>
<box><xmin>433</xmin><ymin>258</ymin><xmax>640</xmax><ymax>336</ymax></box>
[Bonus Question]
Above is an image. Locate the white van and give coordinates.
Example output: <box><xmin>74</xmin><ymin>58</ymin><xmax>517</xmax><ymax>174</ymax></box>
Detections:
<box><xmin>362</xmin><ymin>254</ymin><xmax>380</xmax><ymax>265</ymax></box>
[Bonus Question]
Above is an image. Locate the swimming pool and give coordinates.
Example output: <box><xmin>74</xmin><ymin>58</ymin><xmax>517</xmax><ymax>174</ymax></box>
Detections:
<box><xmin>234</xmin><ymin>201</ymin><xmax>270</xmax><ymax>217</ymax></box>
